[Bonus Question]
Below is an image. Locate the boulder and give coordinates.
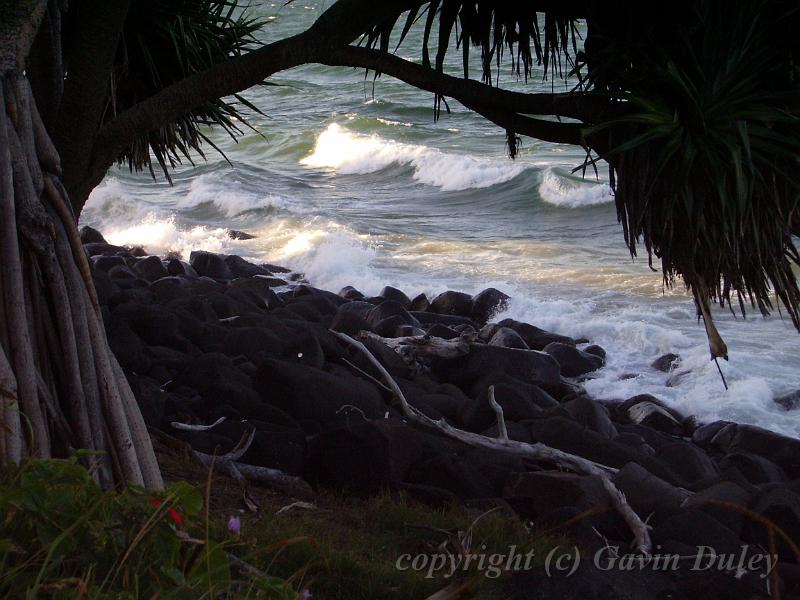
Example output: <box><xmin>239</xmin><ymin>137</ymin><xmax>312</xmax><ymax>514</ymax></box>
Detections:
<box><xmin>433</xmin><ymin>345</ymin><xmax>561</xmax><ymax>390</ymax></box>
<box><xmin>652</xmin><ymin>509</ymin><xmax>744</xmax><ymax>557</ymax></box>
<box><xmin>366</xmin><ymin>300</ymin><xmax>418</xmax><ymax>328</ymax></box>
<box><xmin>613</xmin><ymin>462</ymin><xmax>690</xmax><ymax>519</ymax></box>
<box><xmin>426</xmin><ymin>323</ymin><xmax>460</xmax><ymax>339</ymax></box>
<box><xmin>543</xmin><ymin>341</ymin><xmax>604</xmax><ymax>377</ymax></box>
<box><xmin>223</xmin><ymin>255</ymin><xmax>271</xmax><ymax>278</ymax></box>
<box><xmin>497</xmin><ymin>318</ymin><xmax>575</xmax><ymax>350</ymax></box>
<box><xmin>745</xmin><ymin>485</ymin><xmax>800</xmax><ymax>558</ymax></box>
<box><xmin>719</xmin><ymin>452</ymin><xmax>786</xmax><ymax>485</ymax></box>
<box><xmin>166</xmin><ymin>258</ymin><xmax>199</xmax><ymax>277</ymax></box>
<box><xmin>489</xmin><ymin>327</ymin><xmax>529</xmax><ymax>350</ymax></box>
<box><xmin>189</xmin><ymin>251</ymin><xmax>233</xmax><ymax>279</ymax></box>
<box><xmin>254</xmin><ymin>358</ymin><xmax>384</xmax><ymax>423</ymax></box>
<box><xmin>132</xmin><ymin>255</ymin><xmax>169</xmax><ymax>282</ymax></box>
<box><xmin>79</xmin><ymin>225</ymin><xmax>108</xmax><ymax>245</ymax></box>
<box><xmin>107</xmin><ymin>319</ymin><xmax>151</xmax><ymax>374</ymax></box>
<box><xmin>651</xmin><ymin>353</ymin><xmax>681</xmax><ymax>372</ymax></box>
<box><xmin>329</xmin><ymin>309</ymin><xmax>372</xmax><ymax>337</ymax></box>
<box><xmin>429</xmin><ymin>290</ymin><xmax>473</xmax><ymax>317</ymax></box>
<box><xmin>683</xmin><ymin>481</ymin><xmax>753</xmax><ymax>535</ymax></box>
<box><xmin>227</xmin><ymin>229</ymin><xmax>256</xmax><ymax>240</ymax></box>
<box><xmin>704</xmin><ymin>423</ymin><xmax>800</xmax><ymax>478</ymax></box>
<box><xmin>621</xmin><ymin>395</ymin><xmax>683</xmax><ymax>435</ymax></box>
<box><xmin>409</xmin><ymin>293</ymin><xmax>430</xmax><ymax>312</ymax></box>
<box><xmin>470</xmin><ymin>288</ymin><xmax>510</xmax><ymax>326</ymax></box>
<box><xmin>457</xmin><ymin>382</ymin><xmax>545</xmax><ymax>432</ymax></box>
<box><xmin>379</xmin><ymin>286</ymin><xmax>411</xmax><ymax>307</ymax></box>
<box><xmin>83</xmin><ymin>242</ymin><xmax>127</xmax><ymax>256</ymax></box>
<box><xmin>113</xmin><ymin>303</ymin><xmax>187</xmax><ymax>349</ymax></box>
<box><xmin>562</xmin><ymin>396</ymin><xmax>618</xmax><ymax>439</ymax></box>
<box><xmin>583</xmin><ymin>344</ymin><xmax>607</xmax><ymax>360</ymax></box>
<box><xmin>308</xmin><ymin>419</ymin><xmax>428</xmax><ymax>491</ymax></box>
<box><xmin>407</xmin><ymin>453</ymin><xmax>496</xmax><ymax>499</ymax></box>
<box><xmin>174</xmin><ymin>352</ymin><xmax>261</xmax><ymax>415</ymax></box>
<box><xmin>92</xmin><ymin>255</ymin><xmax>126</xmax><ymax>272</ymax></box>
<box><xmin>655</xmin><ymin>441</ymin><xmax>720</xmax><ymax>489</ymax></box>
<box><xmin>411</xmin><ymin>311</ymin><xmax>476</xmax><ymax>328</ymax></box>
<box><xmin>223</xmin><ymin>327</ymin><xmax>284</xmax><ymax>363</ymax></box>
<box><xmin>338</xmin><ymin>285</ymin><xmax>364</xmax><ymax>300</ymax></box>
<box><xmin>775</xmin><ymin>389</ymin><xmax>800</xmax><ymax>411</ymax></box>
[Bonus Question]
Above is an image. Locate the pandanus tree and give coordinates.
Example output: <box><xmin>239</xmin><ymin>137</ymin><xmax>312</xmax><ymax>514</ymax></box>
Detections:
<box><xmin>1</xmin><ymin>0</ymin><xmax>798</xmax><ymax>479</ymax></box>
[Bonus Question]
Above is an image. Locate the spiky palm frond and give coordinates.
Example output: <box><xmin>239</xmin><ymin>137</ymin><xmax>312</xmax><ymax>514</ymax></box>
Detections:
<box><xmin>362</xmin><ymin>1</ymin><xmax>582</xmax><ymax>85</ymax></box>
<box><xmin>596</xmin><ymin>1</ymin><xmax>800</xmax><ymax>327</ymax></box>
<box><xmin>110</xmin><ymin>0</ymin><xmax>264</xmax><ymax>180</ymax></box>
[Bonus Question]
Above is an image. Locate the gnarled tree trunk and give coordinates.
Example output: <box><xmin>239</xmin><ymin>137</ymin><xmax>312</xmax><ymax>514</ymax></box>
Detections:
<box><xmin>0</xmin><ymin>2</ymin><xmax>161</xmax><ymax>489</ymax></box>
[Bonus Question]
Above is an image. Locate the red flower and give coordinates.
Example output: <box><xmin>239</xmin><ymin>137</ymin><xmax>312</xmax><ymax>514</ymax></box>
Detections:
<box><xmin>148</xmin><ymin>498</ymin><xmax>185</xmax><ymax>528</ymax></box>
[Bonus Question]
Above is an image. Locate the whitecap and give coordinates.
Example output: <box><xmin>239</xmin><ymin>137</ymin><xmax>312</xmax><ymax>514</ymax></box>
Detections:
<box><xmin>538</xmin><ymin>167</ymin><xmax>614</xmax><ymax>208</ymax></box>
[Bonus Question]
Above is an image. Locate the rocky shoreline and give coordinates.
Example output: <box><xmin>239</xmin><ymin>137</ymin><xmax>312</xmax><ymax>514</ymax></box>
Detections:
<box><xmin>82</xmin><ymin>225</ymin><xmax>800</xmax><ymax>599</ymax></box>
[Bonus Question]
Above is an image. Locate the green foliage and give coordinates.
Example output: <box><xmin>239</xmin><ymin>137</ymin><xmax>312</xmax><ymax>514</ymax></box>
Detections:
<box><xmin>593</xmin><ymin>0</ymin><xmax>800</xmax><ymax>324</ymax></box>
<box><xmin>0</xmin><ymin>457</ymin><xmax>297</xmax><ymax>599</ymax></box>
<box><xmin>111</xmin><ymin>0</ymin><xmax>265</xmax><ymax>180</ymax></box>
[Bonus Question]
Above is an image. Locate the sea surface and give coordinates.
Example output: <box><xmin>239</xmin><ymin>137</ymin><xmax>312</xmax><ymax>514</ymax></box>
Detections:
<box><xmin>81</xmin><ymin>1</ymin><xmax>800</xmax><ymax>438</ymax></box>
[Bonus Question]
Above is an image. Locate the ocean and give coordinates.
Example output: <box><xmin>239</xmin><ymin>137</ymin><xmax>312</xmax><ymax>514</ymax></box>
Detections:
<box><xmin>80</xmin><ymin>1</ymin><xmax>800</xmax><ymax>438</ymax></box>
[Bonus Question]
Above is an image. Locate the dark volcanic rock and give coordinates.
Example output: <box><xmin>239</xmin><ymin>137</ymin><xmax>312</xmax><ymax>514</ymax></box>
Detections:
<box><xmin>470</xmin><ymin>287</ymin><xmax>510</xmax><ymax>326</ymax></box>
<box><xmin>92</xmin><ymin>255</ymin><xmax>126</xmax><ymax>272</ymax></box>
<box><xmin>175</xmin><ymin>352</ymin><xmax>261</xmax><ymax>415</ymax></box>
<box><xmin>83</xmin><ymin>242</ymin><xmax>127</xmax><ymax>256</ymax></box>
<box><xmin>224</xmin><ymin>255</ymin><xmax>271</xmax><ymax>278</ymax></box>
<box><xmin>190</xmin><ymin>251</ymin><xmax>233</xmax><ymax>279</ymax></box>
<box><xmin>775</xmin><ymin>389</ymin><xmax>800</xmax><ymax>411</ymax></box>
<box><xmin>223</xmin><ymin>327</ymin><xmax>284</xmax><ymax>362</ymax></box>
<box><xmin>489</xmin><ymin>327</ymin><xmax>529</xmax><ymax>350</ymax></box>
<box><xmin>457</xmin><ymin>382</ymin><xmax>545</xmax><ymax>432</ymax></box>
<box><xmin>409</xmin><ymin>293</ymin><xmax>430</xmax><ymax>312</ymax></box>
<box><xmin>133</xmin><ymin>255</ymin><xmax>169</xmax><ymax>282</ymax></box>
<box><xmin>228</xmin><ymin>229</ymin><xmax>256</xmax><ymax>240</ymax></box>
<box><xmin>497</xmin><ymin>318</ymin><xmax>574</xmax><ymax>350</ymax></box>
<box><xmin>429</xmin><ymin>290</ymin><xmax>473</xmax><ymax>317</ymax></box>
<box><xmin>719</xmin><ymin>452</ymin><xmax>786</xmax><ymax>484</ymax></box>
<box><xmin>621</xmin><ymin>395</ymin><xmax>683</xmax><ymax>435</ymax></box>
<box><xmin>613</xmin><ymin>462</ymin><xmax>690</xmax><ymax>519</ymax></box>
<box><xmin>308</xmin><ymin>420</ymin><xmax>427</xmax><ymax>491</ymax></box>
<box><xmin>702</xmin><ymin>423</ymin><xmax>800</xmax><ymax>478</ymax></box>
<box><xmin>655</xmin><ymin>441</ymin><xmax>720</xmax><ymax>489</ymax></box>
<box><xmin>254</xmin><ymin>358</ymin><xmax>384</xmax><ymax>424</ymax></box>
<box><xmin>80</xmin><ymin>225</ymin><xmax>108</xmax><ymax>245</ymax></box>
<box><xmin>562</xmin><ymin>396</ymin><xmax>618</xmax><ymax>439</ymax></box>
<box><xmin>366</xmin><ymin>300</ymin><xmax>418</xmax><ymax>328</ymax></box>
<box><xmin>651</xmin><ymin>353</ymin><xmax>681</xmax><ymax>372</ymax></box>
<box><xmin>166</xmin><ymin>258</ymin><xmax>199</xmax><ymax>277</ymax></box>
<box><xmin>543</xmin><ymin>341</ymin><xmax>604</xmax><ymax>377</ymax></box>
<box><xmin>379</xmin><ymin>286</ymin><xmax>411</xmax><ymax>307</ymax></box>
<box><xmin>338</xmin><ymin>285</ymin><xmax>364</xmax><ymax>300</ymax></box>
<box><xmin>432</xmin><ymin>345</ymin><xmax>561</xmax><ymax>390</ymax></box>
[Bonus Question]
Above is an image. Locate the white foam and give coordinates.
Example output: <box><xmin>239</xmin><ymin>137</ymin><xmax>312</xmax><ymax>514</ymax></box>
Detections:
<box><xmin>538</xmin><ymin>167</ymin><xmax>614</xmax><ymax>208</ymax></box>
<box><xmin>103</xmin><ymin>214</ymin><xmax>233</xmax><ymax>259</ymax></box>
<box><xmin>301</xmin><ymin>123</ymin><xmax>525</xmax><ymax>191</ymax></box>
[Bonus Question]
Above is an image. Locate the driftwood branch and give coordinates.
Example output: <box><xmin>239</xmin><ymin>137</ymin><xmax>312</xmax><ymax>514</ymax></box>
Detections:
<box><xmin>487</xmin><ymin>385</ymin><xmax>508</xmax><ymax>442</ymax></box>
<box><xmin>331</xmin><ymin>330</ymin><xmax>652</xmax><ymax>555</ymax></box>
<box><xmin>171</xmin><ymin>416</ymin><xmax>226</xmax><ymax>432</ymax></box>
<box><xmin>191</xmin><ymin>429</ymin><xmax>314</xmax><ymax>500</ymax></box>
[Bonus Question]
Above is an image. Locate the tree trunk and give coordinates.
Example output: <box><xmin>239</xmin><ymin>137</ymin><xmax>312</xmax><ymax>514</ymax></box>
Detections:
<box><xmin>0</xmin><ymin>4</ymin><xmax>162</xmax><ymax>489</ymax></box>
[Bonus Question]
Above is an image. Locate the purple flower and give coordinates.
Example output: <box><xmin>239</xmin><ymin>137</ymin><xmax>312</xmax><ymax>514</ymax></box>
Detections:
<box><xmin>300</xmin><ymin>590</ymin><xmax>312</xmax><ymax>599</ymax></box>
<box><xmin>227</xmin><ymin>515</ymin><xmax>241</xmax><ymax>536</ymax></box>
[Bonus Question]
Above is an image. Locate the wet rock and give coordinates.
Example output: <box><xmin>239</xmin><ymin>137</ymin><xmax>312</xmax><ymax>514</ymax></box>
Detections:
<box><xmin>80</xmin><ymin>225</ymin><xmax>108</xmax><ymax>245</ymax></box>
<box><xmin>775</xmin><ymin>389</ymin><xmax>800</xmax><ymax>411</ymax></box>
<box><xmin>433</xmin><ymin>345</ymin><xmax>561</xmax><ymax>390</ymax></box>
<box><xmin>379</xmin><ymin>286</ymin><xmax>411</xmax><ymax>307</ymax></box>
<box><xmin>562</xmin><ymin>396</ymin><xmax>618</xmax><ymax>439</ymax></box>
<box><xmin>166</xmin><ymin>258</ymin><xmax>199</xmax><ymax>277</ymax></box>
<box><xmin>189</xmin><ymin>251</ymin><xmax>233</xmax><ymax>279</ymax></box>
<box><xmin>409</xmin><ymin>293</ymin><xmax>430</xmax><ymax>312</ymax></box>
<box><xmin>224</xmin><ymin>255</ymin><xmax>271</xmax><ymax>278</ymax></box>
<box><xmin>338</xmin><ymin>285</ymin><xmax>364</xmax><ymax>300</ymax></box>
<box><xmin>656</xmin><ymin>441</ymin><xmax>720</xmax><ymax>489</ymax></box>
<box><xmin>704</xmin><ymin>423</ymin><xmax>800</xmax><ymax>478</ymax></box>
<box><xmin>92</xmin><ymin>255</ymin><xmax>126</xmax><ymax>272</ymax></box>
<box><xmin>651</xmin><ymin>353</ymin><xmax>681</xmax><ymax>372</ymax></box>
<box><xmin>411</xmin><ymin>311</ymin><xmax>476</xmax><ymax>329</ymax></box>
<box><xmin>227</xmin><ymin>229</ymin><xmax>256</xmax><ymax>240</ymax></box>
<box><xmin>543</xmin><ymin>342</ymin><xmax>604</xmax><ymax>377</ymax></box>
<box><xmin>83</xmin><ymin>242</ymin><xmax>127</xmax><ymax>256</ymax></box>
<box><xmin>719</xmin><ymin>452</ymin><xmax>786</xmax><ymax>484</ymax></box>
<box><xmin>429</xmin><ymin>290</ymin><xmax>473</xmax><ymax>317</ymax></box>
<box><xmin>613</xmin><ymin>462</ymin><xmax>690</xmax><ymax>519</ymax></box>
<box><xmin>583</xmin><ymin>344</ymin><xmax>607</xmax><ymax>360</ymax></box>
<box><xmin>133</xmin><ymin>255</ymin><xmax>169</xmax><ymax>282</ymax></box>
<box><xmin>366</xmin><ymin>300</ymin><xmax>419</xmax><ymax>329</ymax></box>
<box><xmin>497</xmin><ymin>318</ymin><xmax>575</xmax><ymax>350</ymax></box>
<box><xmin>427</xmin><ymin>323</ymin><xmax>459</xmax><ymax>339</ymax></box>
<box><xmin>470</xmin><ymin>287</ymin><xmax>510</xmax><ymax>326</ymax></box>
<box><xmin>329</xmin><ymin>309</ymin><xmax>372</xmax><ymax>337</ymax></box>
<box><xmin>489</xmin><ymin>327</ymin><xmax>529</xmax><ymax>350</ymax></box>
<box><xmin>622</xmin><ymin>395</ymin><xmax>683</xmax><ymax>435</ymax></box>
<box><xmin>108</xmin><ymin>264</ymin><xmax>139</xmax><ymax>280</ymax></box>
<box><xmin>458</xmin><ymin>382</ymin><xmax>544</xmax><ymax>432</ymax></box>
